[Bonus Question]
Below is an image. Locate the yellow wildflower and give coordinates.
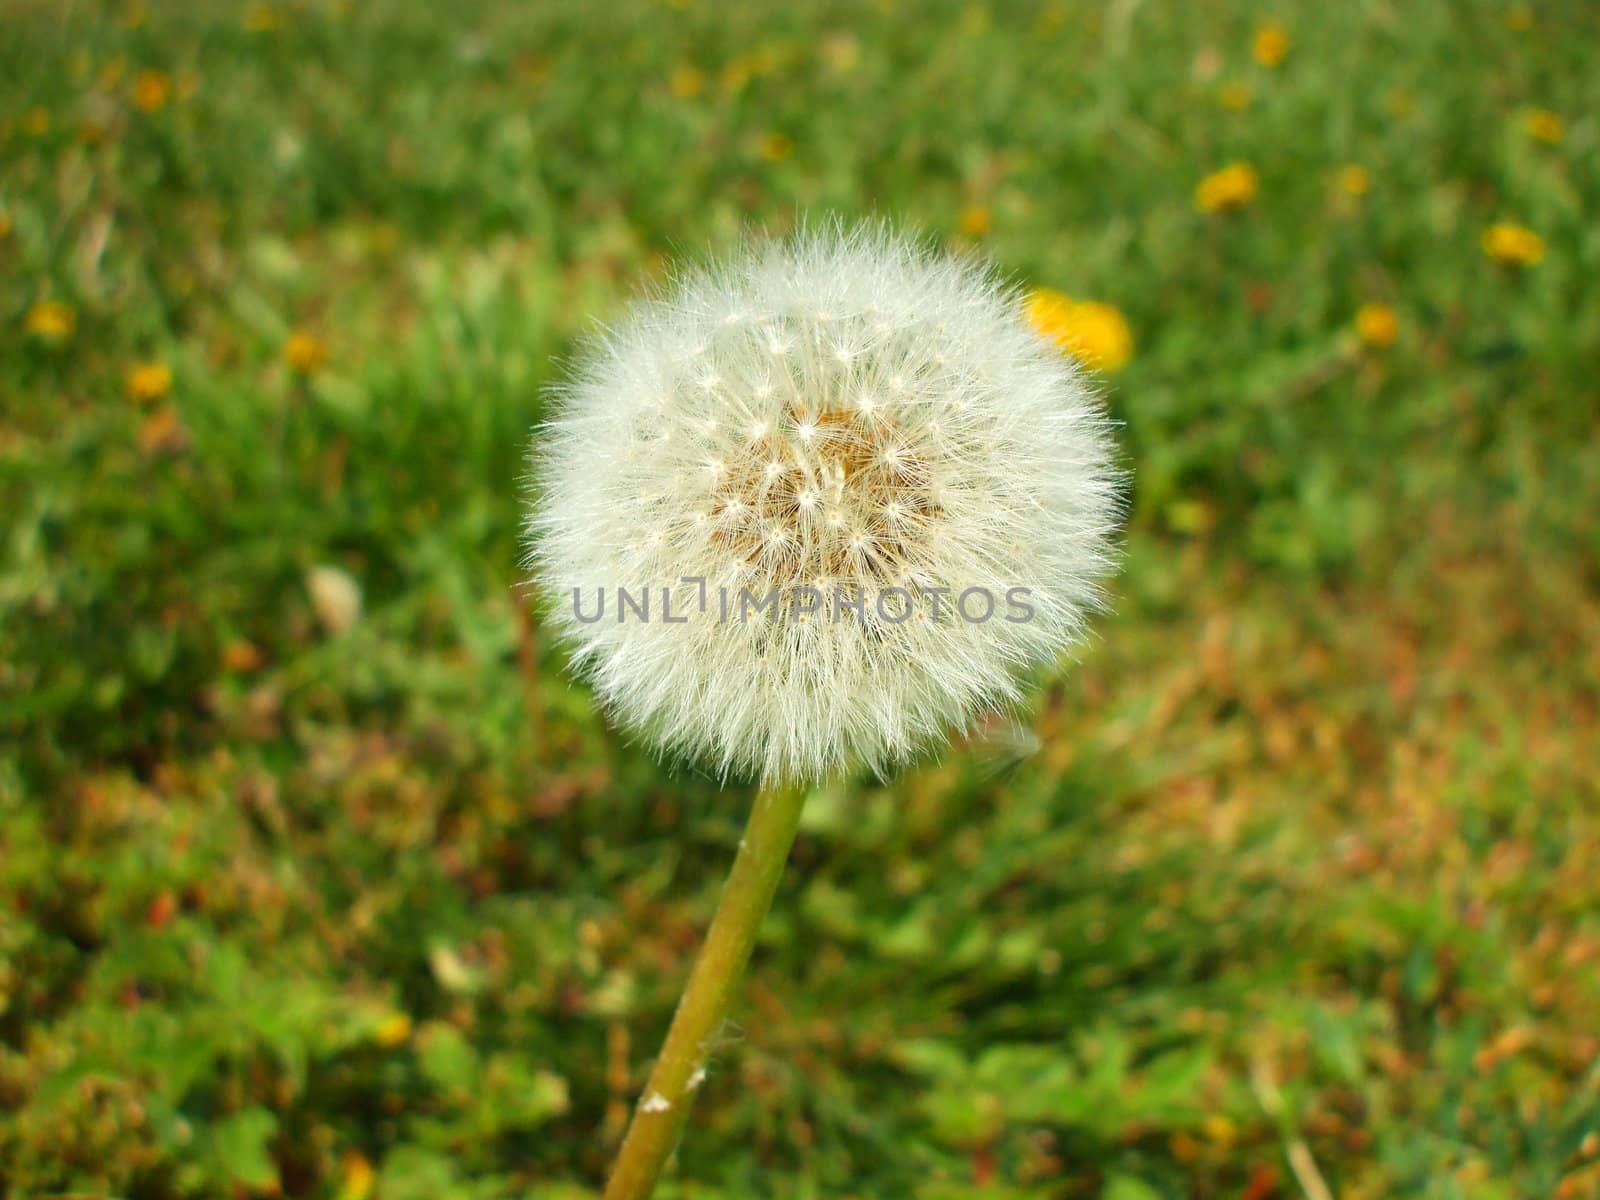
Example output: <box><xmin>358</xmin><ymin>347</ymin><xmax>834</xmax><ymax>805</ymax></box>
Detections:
<box><xmin>21</xmin><ymin>107</ymin><xmax>50</xmax><ymax>136</ymax></box>
<box><xmin>757</xmin><ymin>131</ymin><xmax>793</xmax><ymax>162</ymax></box>
<box><xmin>1218</xmin><ymin>82</ymin><xmax>1252</xmax><ymax>111</ymax></box>
<box><xmin>1354</xmin><ymin>303</ymin><xmax>1398</xmax><ymax>349</ymax></box>
<box><xmin>335</xmin><ymin>1152</ymin><xmax>376</xmax><ymax>1200</ymax></box>
<box><xmin>125</xmin><ymin>361</ymin><xmax>173</xmax><ymax>403</ymax></box>
<box><xmin>132</xmin><ymin>69</ymin><xmax>171</xmax><ymax>113</ymax></box>
<box><xmin>0</xmin><ymin>211</ymin><xmax>11</xmax><ymax>239</ymax></box>
<box><xmin>1252</xmin><ymin>22</ymin><xmax>1290</xmax><ymax>68</ymax></box>
<box><xmin>1194</xmin><ymin>162</ymin><xmax>1259</xmax><ymax>213</ymax></box>
<box><xmin>373</xmin><ymin>1012</ymin><xmax>413</xmax><ymax>1047</ymax></box>
<box><xmin>1522</xmin><ymin>109</ymin><xmax>1564</xmax><ymax>144</ymax></box>
<box><xmin>1026</xmin><ymin>288</ymin><xmax>1134</xmax><ymax>374</ymax></box>
<box><xmin>669</xmin><ymin>65</ymin><xmax>704</xmax><ymax>98</ymax></box>
<box><xmin>245</xmin><ymin>5</ymin><xmax>284</xmax><ymax>32</ymax></box>
<box><xmin>284</xmin><ymin>329</ymin><xmax>329</xmax><ymax>374</ymax></box>
<box><xmin>1336</xmin><ymin>164</ymin><xmax>1371</xmax><ymax>197</ymax></box>
<box><xmin>1481</xmin><ymin>223</ymin><xmax>1545</xmax><ymax>267</ymax></box>
<box><xmin>1506</xmin><ymin>6</ymin><xmax>1533</xmax><ymax>31</ymax></box>
<box><xmin>98</xmin><ymin>56</ymin><xmax>128</xmax><ymax>89</ymax></box>
<box><xmin>821</xmin><ymin>32</ymin><xmax>861</xmax><ymax>74</ymax></box>
<box><xmin>959</xmin><ymin>205</ymin><xmax>992</xmax><ymax>237</ymax></box>
<box><xmin>26</xmin><ymin>300</ymin><xmax>76</xmax><ymax>342</ymax></box>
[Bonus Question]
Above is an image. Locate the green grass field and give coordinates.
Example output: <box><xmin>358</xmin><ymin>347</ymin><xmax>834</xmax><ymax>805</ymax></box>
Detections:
<box><xmin>3</xmin><ymin>1</ymin><xmax>1599</xmax><ymax>1196</ymax></box>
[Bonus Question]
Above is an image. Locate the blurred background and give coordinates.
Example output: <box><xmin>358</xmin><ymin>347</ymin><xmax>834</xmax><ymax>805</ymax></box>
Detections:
<box><xmin>2</xmin><ymin>0</ymin><xmax>1597</xmax><ymax>1197</ymax></box>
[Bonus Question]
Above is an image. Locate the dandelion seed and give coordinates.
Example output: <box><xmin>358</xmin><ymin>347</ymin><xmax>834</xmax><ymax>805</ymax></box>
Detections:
<box><xmin>529</xmin><ymin>221</ymin><xmax>1122</xmax><ymax>784</ymax></box>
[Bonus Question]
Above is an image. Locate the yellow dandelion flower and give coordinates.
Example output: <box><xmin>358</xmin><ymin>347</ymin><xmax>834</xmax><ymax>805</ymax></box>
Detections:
<box><xmin>373</xmin><ymin>1012</ymin><xmax>413</xmax><ymax>1047</ymax></box>
<box><xmin>1336</xmin><ymin>164</ymin><xmax>1371</xmax><ymax>197</ymax></box>
<box><xmin>1505</xmin><ymin>6</ymin><xmax>1533</xmax><ymax>31</ymax></box>
<box><xmin>125</xmin><ymin>361</ymin><xmax>173</xmax><ymax>403</ymax></box>
<box><xmin>669</xmin><ymin>64</ymin><xmax>704</xmax><ymax>98</ymax></box>
<box><xmin>1481</xmin><ymin>223</ymin><xmax>1544</xmax><ymax>267</ymax></box>
<box><xmin>1522</xmin><ymin>109</ymin><xmax>1564</xmax><ymax>144</ymax></box>
<box><xmin>97</xmin><ymin>56</ymin><xmax>128</xmax><ymax>90</ymax></box>
<box><xmin>26</xmin><ymin>300</ymin><xmax>76</xmax><ymax>342</ymax></box>
<box><xmin>757</xmin><ymin>131</ymin><xmax>794</xmax><ymax>162</ymax></box>
<box><xmin>283</xmin><ymin>329</ymin><xmax>329</xmax><ymax>374</ymax></box>
<box><xmin>1025</xmin><ymin>288</ymin><xmax>1134</xmax><ymax>374</ymax></box>
<box><xmin>132</xmin><ymin>69</ymin><xmax>171</xmax><ymax>113</ymax></box>
<box><xmin>245</xmin><ymin>5</ymin><xmax>284</xmax><ymax>32</ymax></box>
<box><xmin>1218</xmin><ymin>82</ymin><xmax>1252</xmax><ymax>111</ymax></box>
<box><xmin>1252</xmin><ymin>22</ymin><xmax>1290</xmax><ymax>68</ymax></box>
<box><xmin>1194</xmin><ymin>162</ymin><xmax>1259</xmax><ymax>213</ymax></box>
<box><xmin>335</xmin><ymin>1152</ymin><xmax>376</xmax><ymax>1200</ymax></box>
<box><xmin>0</xmin><ymin>211</ymin><xmax>11</xmax><ymax>239</ymax></box>
<box><xmin>1354</xmin><ymin>303</ymin><xmax>1398</xmax><ymax>349</ymax></box>
<box><xmin>21</xmin><ymin>107</ymin><xmax>50</xmax><ymax>137</ymax></box>
<box><xmin>821</xmin><ymin>32</ymin><xmax>861</xmax><ymax>74</ymax></box>
<box><xmin>720</xmin><ymin>58</ymin><xmax>752</xmax><ymax>94</ymax></box>
<box><xmin>959</xmin><ymin>205</ymin><xmax>992</xmax><ymax>237</ymax></box>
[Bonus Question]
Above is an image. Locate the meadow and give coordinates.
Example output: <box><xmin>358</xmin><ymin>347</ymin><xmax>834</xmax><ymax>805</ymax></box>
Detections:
<box><xmin>2</xmin><ymin>0</ymin><xmax>1598</xmax><ymax>1197</ymax></box>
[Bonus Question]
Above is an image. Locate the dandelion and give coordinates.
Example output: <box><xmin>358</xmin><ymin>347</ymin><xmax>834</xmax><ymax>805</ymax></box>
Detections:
<box><xmin>245</xmin><ymin>5</ymin><xmax>284</xmax><ymax>32</ymax></box>
<box><xmin>1506</xmin><ymin>6</ymin><xmax>1533</xmax><ymax>30</ymax></box>
<box><xmin>0</xmin><ymin>210</ymin><xmax>11</xmax><ymax>240</ymax></box>
<box><xmin>1481</xmin><ymin>222</ymin><xmax>1545</xmax><ymax>267</ymax></box>
<box><xmin>1194</xmin><ymin>162</ymin><xmax>1259</xmax><ymax>213</ymax></box>
<box><xmin>1522</xmin><ymin>108</ymin><xmax>1564</xmax><ymax>144</ymax></box>
<box><xmin>820</xmin><ymin>31</ymin><xmax>861</xmax><ymax>73</ymax></box>
<box><xmin>668</xmin><ymin>64</ymin><xmax>703</xmax><ymax>98</ymax></box>
<box><xmin>757</xmin><ymin>131</ymin><xmax>794</xmax><ymax>161</ymax></box>
<box><xmin>21</xmin><ymin>107</ymin><xmax>50</xmax><ymax>136</ymax></box>
<box><xmin>125</xmin><ymin>361</ymin><xmax>173</xmax><ymax>403</ymax></box>
<box><xmin>1336</xmin><ymin>164</ymin><xmax>1371</xmax><ymax>197</ymax></box>
<box><xmin>1218</xmin><ymin>82</ymin><xmax>1252</xmax><ymax>111</ymax></box>
<box><xmin>959</xmin><ymin>204</ymin><xmax>992</xmax><ymax>237</ymax></box>
<box><xmin>25</xmin><ymin>300</ymin><xmax>76</xmax><ymax>342</ymax></box>
<box><xmin>1354</xmin><ymin>303</ymin><xmax>1399</xmax><ymax>349</ymax></box>
<box><xmin>283</xmin><ymin>329</ymin><xmax>329</xmax><ymax>374</ymax></box>
<box><xmin>373</xmin><ymin>1012</ymin><xmax>413</xmax><ymax>1047</ymax></box>
<box><xmin>307</xmin><ymin>564</ymin><xmax>362</xmax><ymax>634</ymax></box>
<box><xmin>531</xmin><ymin>222</ymin><xmax>1121</xmax><ymax>1199</ymax></box>
<box><xmin>132</xmin><ymin>69</ymin><xmax>171</xmax><ymax>113</ymax></box>
<box><xmin>1025</xmin><ymin>288</ymin><xmax>1134</xmax><ymax>373</ymax></box>
<box><xmin>1252</xmin><ymin>22</ymin><xmax>1290</xmax><ymax>68</ymax></box>
<box><xmin>335</xmin><ymin>1152</ymin><xmax>376</xmax><ymax>1200</ymax></box>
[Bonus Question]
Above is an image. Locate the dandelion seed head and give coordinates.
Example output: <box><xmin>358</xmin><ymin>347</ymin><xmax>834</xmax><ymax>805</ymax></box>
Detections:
<box><xmin>529</xmin><ymin>221</ymin><xmax>1123</xmax><ymax>785</ymax></box>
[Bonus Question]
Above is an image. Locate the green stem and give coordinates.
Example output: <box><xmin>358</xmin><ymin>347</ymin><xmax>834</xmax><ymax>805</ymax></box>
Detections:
<box><xmin>602</xmin><ymin>782</ymin><xmax>809</xmax><ymax>1200</ymax></box>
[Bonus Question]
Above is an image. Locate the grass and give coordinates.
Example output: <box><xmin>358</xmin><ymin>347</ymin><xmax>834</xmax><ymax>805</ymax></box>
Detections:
<box><xmin>2</xmin><ymin>0</ymin><xmax>1598</xmax><ymax>1197</ymax></box>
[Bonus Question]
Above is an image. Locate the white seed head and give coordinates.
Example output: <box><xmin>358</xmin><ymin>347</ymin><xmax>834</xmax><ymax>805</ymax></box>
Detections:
<box><xmin>528</xmin><ymin>221</ymin><xmax>1123</xmax><ymax>785</ymax></box>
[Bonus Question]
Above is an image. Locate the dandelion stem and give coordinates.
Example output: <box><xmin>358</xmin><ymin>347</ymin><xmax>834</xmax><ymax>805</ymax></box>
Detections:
<box><xmin>602</xmin><ymin>782</ymin><xmax>809</xmax><ymax>1200</ymax></box>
